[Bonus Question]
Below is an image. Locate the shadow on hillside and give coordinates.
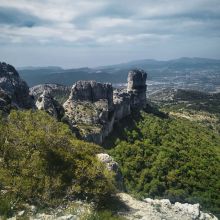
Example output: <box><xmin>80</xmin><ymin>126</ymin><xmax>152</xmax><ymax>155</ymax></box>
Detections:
<box><xmin>102</xmin><ymin>102</ymin><xmax>168</xmax><ymax>149</ymax></box>
<box><xmin>144</xmin><ymin>102</ymin><xmax>169</xmax><ymax>119</ymax></box>
<box><xmin>97</xmin><ymin>194</ymin><xmax>130</xmax><ymax>213</ymax></box>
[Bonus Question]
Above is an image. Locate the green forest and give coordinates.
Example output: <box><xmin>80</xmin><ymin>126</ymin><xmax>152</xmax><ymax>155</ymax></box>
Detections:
<box><xmin>108</xmin><ymin>110</ymin><xmax>220</xmax><ymax>215</ymax></box>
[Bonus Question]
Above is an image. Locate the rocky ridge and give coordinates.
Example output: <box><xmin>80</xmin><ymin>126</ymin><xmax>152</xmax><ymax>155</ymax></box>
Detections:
<box><xmin>63</xmin><ymin>69</ymin><xmax>147</xmax><ymax>144</ymax></box>
<box><xmin>0</xmin><ymin>62</ymin><xmax>34</xmax><ymax>113</ymax></box>
<box><xmin>0</xmin><ymin>62</ymin><xmax>147</xmax><ymax>144</ymax></box>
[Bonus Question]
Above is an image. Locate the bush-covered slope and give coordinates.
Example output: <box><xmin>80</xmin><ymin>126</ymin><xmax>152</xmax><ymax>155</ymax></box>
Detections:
<box><xmin>0</xmin><ymin>110</ymin><xmax>116</xmax><ymax>217</ymax></box>
<box><xmin>108</xmin><ymin>111</ymin><xmax>220</xmax><ymax>214</ymax></box>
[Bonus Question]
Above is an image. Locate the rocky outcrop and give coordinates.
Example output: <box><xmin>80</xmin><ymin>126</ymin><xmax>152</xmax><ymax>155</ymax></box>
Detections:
<box><xmin>97</xmin><ymin>153</ymin><xmax>123</xmax><ymax>189</ymax></box>
<box><xmin>0</xmin><ymin>62</ymin><xmax>34</xmax><ymax>112</ymax></box>
<box><xmin>118</xmin><ymin>193</ymin><xmax>217</xmax><ymax>220</ymax></box>
<box><xmin>63</xmin><ymin>69</ymin><xmax>147</xmax><ymax>144</ymax></box>
<box><xmin>63</xmin><ymin>81</ymin><xmax>115</xmax><ymax>143</ymax></box>
<box><xmin>35</xmin><ymin>91</ymin><xmax>64</xmax><ymax>120</ymax></box>
<box><xmin>127</xmin><ymin>69</ymin><xmax>147</xmax><ymax>109</ymax></box>
<box><xmin>30</xmin><ymin>84</ymin><xmax>71</xmax><ymax>104</ymax></box>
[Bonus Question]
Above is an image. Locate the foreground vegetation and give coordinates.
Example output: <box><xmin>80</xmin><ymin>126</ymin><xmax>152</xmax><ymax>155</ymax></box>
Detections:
<box><xmin>1</xmin><ymin>99</ymin><xmax>220</xmax><ymax>218</ymax></box>
<box><xmin>0</xmin><ymin>110</ymin><xmax>116</xmax><ymax>218</ymax></box>
<box><xmin>108</xmin><ymin>110</ymin><xmax>220</xmax><ymax>214</ymax></box>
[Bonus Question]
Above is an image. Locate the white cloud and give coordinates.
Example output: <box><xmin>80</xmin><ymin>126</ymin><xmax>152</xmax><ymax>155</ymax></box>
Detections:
<box><xmin>96</xmin><ymin>33</ymin><xmax>172</xmax><ymax>44</ymax></box>
<box><xmin>0</xmin><ymin>0</ymin><xmax>219</xmax><ymax>45</ymax></box>
<box><xmin>0</xmin><ymin>0</ymin><xmax>220</xmax><ymax>66</ymax></box>
<box><xmin>0</xmin><ymin>0</ymin><xmax>107</xmax><ymax>22</ymax></box>
<box><xmin>89</xmin><ymin>17</ymin><xmax>132</xmax><ymax>29</ymax></box>
<box><xmin>0</xmin><ymin>24</ymin><xmax>94</xmax><ymax>44</ymax></box>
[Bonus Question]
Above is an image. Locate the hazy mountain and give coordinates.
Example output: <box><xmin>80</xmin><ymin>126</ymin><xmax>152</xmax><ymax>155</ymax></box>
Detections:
<box><xmin>18</xmin><ymin>57</ymin><xmax>220</xmax><ymax>89</ymax></box>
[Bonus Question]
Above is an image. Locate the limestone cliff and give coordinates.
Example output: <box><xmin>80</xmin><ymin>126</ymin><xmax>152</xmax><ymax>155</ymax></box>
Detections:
<box><xmin>63</xmin><ymin>81</ymin><xmax>115</xmax><ymax>144</ymax></box>
<box><xmin>127</xmin><ymin>69</ymin><xmax>147</xmax><ymax>109</ymax></box>
<box><xmin>63</xmin><ymin>69</ymin><xmax>147</xmax><ymax>144</ymax></box>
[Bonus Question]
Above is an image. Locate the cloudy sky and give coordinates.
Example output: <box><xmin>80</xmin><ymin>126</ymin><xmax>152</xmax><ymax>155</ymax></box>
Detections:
<box><xmin>0</xmin><ymin>0</ymin><xmax>220</xmax><ymax>68</ymax></box>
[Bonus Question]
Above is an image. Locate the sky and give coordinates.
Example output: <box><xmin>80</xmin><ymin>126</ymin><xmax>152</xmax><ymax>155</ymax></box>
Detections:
<box><xmin>0</xmin><ymin>0</ymin><xmax>220</xmax><ymax>68</ymax></box>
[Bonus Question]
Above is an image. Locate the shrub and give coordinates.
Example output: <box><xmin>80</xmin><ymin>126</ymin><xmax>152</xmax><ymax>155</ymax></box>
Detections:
<box><xmin>0</xmin><ymin>110</ymin><xmax>115</xmax><ymax>210</ymax></box>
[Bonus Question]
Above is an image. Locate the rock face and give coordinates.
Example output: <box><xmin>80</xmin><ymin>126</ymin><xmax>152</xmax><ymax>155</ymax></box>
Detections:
<box><xmin>113</xmin><ymin>89</ymin><xmax>131</xmax><ymax>121</ymax></box>
<box><xmin>70</xmin><ymin>81</ymin><xmax>113</xmax><ymax>109</ymax></box>
<box><xmin>63</xmin><ymin>81</ymin><xmax>115</xmax><ymax>144</ymax></box>
<box><xmin>118</xmin><ymin>193</ymin><xmax>218</xmax><ymax>220</ymax></box>
<box><xmin>35</xmin><ymin>91</ymin><xmax>64</xmax><ymax>120</ymax></box>
<box><xmin>0</xmin><ymin>62</ymin><xmax>34</xmax><ymax>112</ymax></box>
<box><xmin>127</xmin><ymin>69</ymin><xmax>147</xmax><ymax>109</ymax></box>
<box><xmin>30</xmin><ymin>84</ymin><xmax>71</xmax><ymax>104</ymax></box>
<box><xmin>63</xmin><ymin>81</ymin><xmax>115</xmax><ymax>143</ymax></box>
<box><xmin>63</xmin><ymin>69</ymin><xmax>147</xmax><ymax>144</ymax></box>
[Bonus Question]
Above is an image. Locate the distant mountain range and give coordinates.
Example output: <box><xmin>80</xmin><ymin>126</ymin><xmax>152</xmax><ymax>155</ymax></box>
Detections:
<box><xmin>18</xmin><ymin>57</ymin><xmax>220</xmax><ymax>87</ymax></box>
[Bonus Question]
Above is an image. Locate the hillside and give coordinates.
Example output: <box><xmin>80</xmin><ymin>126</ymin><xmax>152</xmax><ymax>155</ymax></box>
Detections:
<box><xmin>149</xmin><ymin>88</ymin><xmax>220</xmax><ymax>133</ymax></box>
<box><xmin>106</xmin><ymin>110</ymin><xmax>220</xmax><ymax>215</ymax></box>
<box><xmin>1</xmin><ymin>62</ymin><xmax>219</xmax><ymax>219</ymax></box>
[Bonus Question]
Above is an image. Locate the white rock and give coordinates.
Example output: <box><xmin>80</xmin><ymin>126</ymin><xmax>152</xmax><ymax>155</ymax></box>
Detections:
<box><xmin>18</xmin><ymin>210</ymin><xmax>25</xmax><ymax>216</ymax></box>
<box><xmin>30</xmin><ymin>205</ymin><xmax>37</xmax><ymax>213</ymax></box>
<box><xmin>57</xmin><ymin>214</ymin><xmax>76</xmax><ymax>220</ymax></box>
<box><xmin>160</xmin><ymin>199</ymin><xmax>172</xmax><ymax>207</ymax></box>
<box><xmin>117</xmin><ymin>193</ymin><xmax>218</xmax><ymax>220</ymax></box>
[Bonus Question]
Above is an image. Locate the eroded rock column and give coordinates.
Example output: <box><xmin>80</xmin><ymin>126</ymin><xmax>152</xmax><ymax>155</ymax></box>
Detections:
<box><xmin>127</xmin><ymin>69</ymin><xmax>147</xmax><ymax>109</ymax></box>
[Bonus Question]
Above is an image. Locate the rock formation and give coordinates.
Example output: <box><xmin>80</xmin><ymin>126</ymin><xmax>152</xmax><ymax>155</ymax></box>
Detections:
<box><xmin>0</xmin><ymin>62</ymin><xmax>147</xmax><ymax>143</ymax></box>
<box><xmin>35</xmin><ymin>90</ymin><xmax>64</xmax><ymax>120</ymax></box>
<box><xmin>30</xmin><ymin>84</ymin><xmax>71</xmax><ymax>104</ymax></box>
<box><xmin>63</xmin><ymin>69</ymin><xmax>147</xmax><ymax>144</ymax></box>
<box><xmin>113</xmin><ymin>88</ymin><xmax>131</xmax><ymax>121</ymax></box>
<box><xmin>63</xmin><ymin>81</ymin><xmax>115</xmax><ymax>144</ymax></box>
<box><xmin>127</xmin><ymin>69</ymin><xmax>147</xmax><ymax>109</ymax></box>
<box><xmin>0</xmin><ymin>62</ymin><xmax>34</xmax><ymax>112</ymax></box>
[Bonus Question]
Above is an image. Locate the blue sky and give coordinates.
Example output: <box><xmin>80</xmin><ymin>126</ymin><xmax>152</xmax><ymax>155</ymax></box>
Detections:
<box><xmin>0</xmin><ymin>0</ymin><xmax>220</xmax><ymax>68</ymax></box>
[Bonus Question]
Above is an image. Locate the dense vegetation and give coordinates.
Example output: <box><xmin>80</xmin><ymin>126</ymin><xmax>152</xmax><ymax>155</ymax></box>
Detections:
<box><xmin>108</xmin><ymin>111</ymin><xmax>220</xmax><ymax>214</ymax></box>
<box><xmin>0</xmin><ymin>110</ymin><xmax>116</xmax><ymax>217</ymax></box>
